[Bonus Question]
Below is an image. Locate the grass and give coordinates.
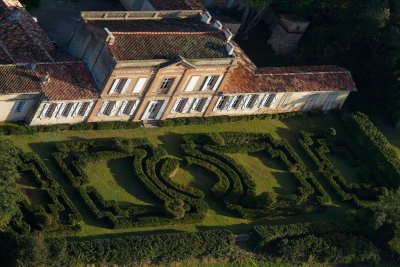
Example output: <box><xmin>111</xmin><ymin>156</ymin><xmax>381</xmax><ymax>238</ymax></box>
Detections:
<box><xmin>327</xmin><ymin>154</ymin><xmax>361</xmax><ymax>184</ymax></box>
<box><xmin>3</xmin><ymin>114</ymin><xmax>397</xmax><ymax>237</ymax></box>
<box><xmin>83</xmin><ymin>157</ymin><xmax>157</xmax><ymax>206</ymax></box>
<box><xmin>228</xmin><ymin>152</ymin><xmax>297</xmax><ymax>195</ymax></box>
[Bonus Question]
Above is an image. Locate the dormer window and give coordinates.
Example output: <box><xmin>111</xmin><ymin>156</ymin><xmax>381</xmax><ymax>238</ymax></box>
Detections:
<box><xmin>159</xmin><ymin>78</ymin><xmax>174</xmax><ymax>94</ymax></box>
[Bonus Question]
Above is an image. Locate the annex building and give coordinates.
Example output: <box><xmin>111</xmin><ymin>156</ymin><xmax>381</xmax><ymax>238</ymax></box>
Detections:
<box><xmin>0</xmin><ymin>0</ymin><xmax>357</xmax><ymax>126</ymax></box>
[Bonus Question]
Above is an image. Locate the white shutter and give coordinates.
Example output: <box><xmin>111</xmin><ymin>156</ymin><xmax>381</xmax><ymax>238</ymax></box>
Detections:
<box><xmin>190</xmin><ymin>98</ymin><xmax>200</xmax><ymax>113</ymax></box>
<box><xmin>73</xmin><ymin>103</ymin><xmax>83</xmax><ymax>117</ymax></box>
<box><xmin>172</xmin><ymin>99</ymin><xmax>181</xmax><ymax>113</ymax></box>
<box><xmin>132</xmin><ymin>78</ymin><xmax>147</xmax><ymax>94</ymax></box>
<box><xmin>130</xmin><ymin>99</ymin><xmax>141</xmax><ymax>116</ymax></box>
<box><xmin>227</xmin><ymin>96</ymin><xmax>238</xmax><ymax>110</ymax></box>
<box><xmin>56</xmin><ymin>103</ymin><xmax>66</xmax><ymax>118</ymax></box>
<box><xmin>52</xmin><ymin>103</ymin><xmax>62</xmax><ymax>118</ymax></box>
<box><xmin>212</xmin><ymin>76</ymin><xmax>224</xmax><ymax>91</ymax></box>
<box><xmin>68</xmin><ymin>103</ymin><xmax>78</xmax><ymax>117</ymax></box>
<box><xmin>109</xmin><ymin>79</ymin><xmax>120</xmax><ymax>94</ymax></box>
<box><xmin>223</xmin><ymin>96</ymin><xmax>234</xmax><ymax>110</ymax></box>
<box><xmin>201</xmin><ymin>76</ymin><xmax>212</xmax><ymax>91</ymax></box>
<box><xmin>110</xmin><ymin>101</ymin><xmax>119</xmax><ymax>116</ymax></box>
<box><xmin>98</xmin><ymin>102</ymin><xmax>108</xmax><ymax>116</ymax></box>
<box><xmin>241</xmin><ymin>95</ymin><xmax>251</xmax><ymax>110</ymax></box>
<box><xmin>120</xmin><ymin>79</ymin><xmax>131</xmax><ymax>94</ymax></box>
<box><xmin>141</xmin><ymin>101</ymin><xmax>155</xmax><ymax>120</ymax></box>
<box><xmin>213</xmin><ymin>97</ymin><xmax>223</xmax><ymax>111</ymax></box>
<box><xmin>118</xmin><ymin>101</ymin><xmax>128</xmax><ymax>116</ymax></box>
<box><xmin>259</xmin><ymin>94</ymin><xmax>269</xmax><ymax>108</ymax></box>
<box><xmin>253</xmin><ymin>95</ymin><xmax>261</xmax><ymax>109</ymax></box>
<box><xmin>84</xmin><ymin>102</ymin><xmax>94</xmax><ymax>117</ymax></box>
<box><xmin>270</xmin><ymin>95</ymin><xmax>277</xmax><ymax>108</ymax></box>
<box><xmin>202</xmin><ymin>98</ymin><xmax>212</xmax><ymax>112</ymax></box>
<box><xmin>183</xmin><ymin>98</ymin><xmax>195</xmax><ymax>113</ymax></box>
<box><xmin>155</xmin><ymin>101</ymin><xmax>169</xmax><ymax>120</ymax></box>
<box><xmin>185</xmin><ymin>76</ymin><xmax>200</xmax><ymax>92</ymax></box>
<box><xmin>39</xmin><ymin>103</ymin><xmax>50</xmax><ymax>118</ymax></box>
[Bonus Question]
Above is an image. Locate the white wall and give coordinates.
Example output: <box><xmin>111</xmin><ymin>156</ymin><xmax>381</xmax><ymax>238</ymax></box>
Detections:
<box><xmin>0</xmin><ymin>93</ymin><xmax>40</xmax><ymax>122</ymax></box>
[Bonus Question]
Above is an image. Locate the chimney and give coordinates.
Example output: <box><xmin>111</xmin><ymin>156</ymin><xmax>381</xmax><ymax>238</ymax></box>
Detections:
<box><xmin>201</xmin><ymin>12</ymin><xmax>212</xmax><ymax>24</ymax></box>
<box><xmin>40</xmin><ymin>72</ymin><xmax>51</xmax><ymax>84</ymax></box>
<box><xmin>213</xmin><ymin>20</ymin><xmax>223</xmax><ymax>30</ymax></box>
<box><xmin>226</xmin><ymin>42</ymin><xmax>235</xmax><ymax>56</ymax></box>
<box><xmin>104</xmin><ymin>28</ymin><xmax>115</xmax><ymax>45</ymax></box>
<box><xmin>224</xmin><ymin>29</ymin><xmax>233</xmax><ymax>42</ymax></box>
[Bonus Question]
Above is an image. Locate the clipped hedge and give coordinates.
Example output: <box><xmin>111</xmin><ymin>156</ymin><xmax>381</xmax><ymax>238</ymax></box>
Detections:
<box><xmin>47</xmin><ymin>230</ymin><xmax>235</xmax><ymax>265</ymax></box>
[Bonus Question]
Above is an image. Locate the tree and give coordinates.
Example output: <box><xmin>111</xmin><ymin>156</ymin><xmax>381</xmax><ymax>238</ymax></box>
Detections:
<box><xmin>17</xmin><ymin>233</ymin><xmax>49</xmax><ymax>267</ymax></box>
<box><xmin>0</xmin><ymin>180</ymin><xmax>21</xmax><ymax>230</ymax></box>
<box><xmin>240</xmin><ymin>0</ymin><xmax>273</xmax><ymax>37</ymax></box>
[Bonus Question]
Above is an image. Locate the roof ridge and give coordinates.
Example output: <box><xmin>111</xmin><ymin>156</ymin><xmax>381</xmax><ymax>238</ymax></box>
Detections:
<box><xmin>112</xmin><ymin>31</ymin><xmax>220</xmax><ymax>35</ymax></box>
<box><xmin>256</xmin><ymin>71</ymin><xmax>350</xmax><ymax>76</ymax></box>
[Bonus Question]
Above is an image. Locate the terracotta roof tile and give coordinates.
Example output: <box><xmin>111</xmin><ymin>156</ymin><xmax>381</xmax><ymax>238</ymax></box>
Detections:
<box><xmin>222</xmin><ymin>44</ymin><xmax>357</xmax><ymax>94</ymax></box>
<box><xmin>110</xmin><ymin>32</ymin><xmax>228</xmax><ymax>60</ymax></box>
<box><xmin>0</xmin><ymin>65</ymin><xmax>41</xmax><ymax>94</ymax></box>
<box><xmin>38</xmin><ymin>62</ymin><xmax>99</xmax><ymax>101</ymax></box>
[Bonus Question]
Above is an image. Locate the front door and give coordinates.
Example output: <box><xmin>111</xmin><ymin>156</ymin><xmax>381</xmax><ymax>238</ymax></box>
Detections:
<box><xmin>148</xmin><ymin>101</ymin><xmax>163</xmax><ymax>120</ymax></box>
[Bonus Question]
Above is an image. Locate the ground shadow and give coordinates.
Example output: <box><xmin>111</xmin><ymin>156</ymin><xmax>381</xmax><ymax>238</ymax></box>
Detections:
<box><xmin>107</xmin><ymin>157</ymin><xmax>158</xmax><ymax>205</ymax></box>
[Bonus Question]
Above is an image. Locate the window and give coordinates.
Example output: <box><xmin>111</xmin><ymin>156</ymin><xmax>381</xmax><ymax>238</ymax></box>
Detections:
<box><xmin>204</xmin><ymin>76</ymin><xmax>219</xmax><ymax>90</ymax></box>
<box><xmin>232</xmin><ymin>96</ymin><xmax>243</xmax><ymax>109</ymax></box>
<box><xmin>104</xmin><ymin>101</ymin><xmax>116</xmax><ymax>116</ymax></box>
<box><xmin>123</xmin><ymin>101</ymin><xmax>135</xmax><ymax>115</ymax></box>
<box><xmin>175</xmin><ymin>98</ymin><xmax>188</xmax><ymax>113</ymax></box>
<box><xmin>159</xmin><ymin>78</ymin><xmax>174</xmax><ymax>93</ymax></box>
<box><xmin>246</xmin><ymin>95</ymin><xmax>258</xmax><ymax>109</ymax></box>
<box><xmin>110</xmin><ymin>79</ymin><xmax>127</xmax><ymax>94</ymax></box>
<box><xmin>14</xmin><ymin>101</ymin><xmax>25</xmax><ymax>113</ymax></box>
<box><xmin>217</xmin><ymin>96</ymin><xmax>229</xmax><ymax>110</ymax></box>
<box><xmin>264</xmin><ymin>94</ymin><xmax>276</xmax><ymax>108</ymax></box>
<box><xmin>280</xmin><ymin>93</ymin><xmax>292</xmax><ymax>108</ymax></box>
<box><xmin>62</xmin><ymin>103</ymin><xmax>74</xmax><ymax>117</ymax></box>
<box><xmin>78</xmin><ymin>102</ymin><xmax>90</xmax><ymax>116</ymax></box>
<box><xmin>45</xmin><ymin>103</ymin><xmax>57</xmax><ymax>118</ymax></box>
<box><xmin>194</xmin><ymin>98</ymin><xmax>207</xmax><ymax>112</ymax></box>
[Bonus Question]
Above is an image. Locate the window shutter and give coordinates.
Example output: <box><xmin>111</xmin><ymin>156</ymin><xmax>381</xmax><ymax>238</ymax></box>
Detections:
<box><xmin>172</xmin><ymin>99</ymin><xmax>181</xmax><ymax>113</ymax></box>
<box><xmin>212</xmin><ymin>76</ymin><xmax>223</xmax><ymax>91</ymax></box>
<box><xmin>253</xmin><ymin>95</ymin><xmax>261</xmax><ymax>108</ymax></box>
<box><xmin>213</xmin><ymin>97</ymin><xmax>223</xmax><ymax>111</ymax></box>
<box><xmin>202</xmin><ymin>98</ymin><xmax>212</xmax><ymax>113</ymax></box>
<box><xmin>223</xmin><ymin>96</ymin><xmax>234</xmax><ymax>110</ymax></box>
<box><xmin>56</xmin><ymin>103</ymin><xmax>66</xmax><ymax>118</ymax></box>
<box><xmin>110</xmin><ymin>101</ymin><xmax>119</xmax><ymax>116</ymax></box>
<box><xmin>271</xmin><ymin>95</ymin><xmax>277</xmax><ymax>107</ymax></box>
<box><xmin>155</xmin><ymin>101</ymin><xmax>169</xmax><ymax>120</ymax></box>
<box><xmin>39</xmin><ymin>103</ymin><xmax>50</xmax><ymax>118</ymax></box>
<box><xmin>68</xmin><ymin>103</ymin><xmax>78</xmax><ymax>117</ymax></box>
<box><xmin>130</xmin><ymin>98</ymin><xmax>141</xmax><ymax>116</ymax></box>
<box><xmin>241</xmin><ymin>95</ymin><xmax>251</xmax><ymax>110</ymax></box>
<box><xmin>259</xmin><ymin>94</ymin><xmax>268</xmax><ymax>108</ymax></box>
<box><xmin>73</xmin><ymin>103</ymin><xmax>83</xmax><ymax>117</ymax></box>
<box><xmin>132</xmin><ymin>78</ymin><xmax>147</xmax><ymax>94</ymax></box>
<box><xmin>109</xmin><ymin>79</ymin><xmax>120</xmax><ymax>94</ymax></box>
<box><xmin>190</xmin><ymin>98</ymin><xmax>200</xmax><ymax>113</ymax></box>
<box><xmin>52</xmin><ymin>103</ymin><xmax>62</xmax><ymax>118</ymax></box>
<box><xmin>183</xmin><ymin>98</ymin><xmax>195</xmax><ymax>113</ymax></box>
<box><xmin>185</xmin><ymin>76</ymin><xmax>200</xmax><ymax>92</ymax></box>
<box><xmin>227</xmin><ymin>96</ymin><xmax>238</xmax><ymax>110</ymax></box>
<box><xmin>120</xmin><ymin>79</ymin><xmax>131</xmax><ymax>94</ymax></box>
<box><xmin>98</xmin><ymin>102</ymin><xmax>108</xmax><ymax>116</ymax></box>
<box><xmin>201</xmin><ymin>76</ymin><xmax>212</xmax><ymax>91</ymax></box>
<box><xmin>84</xmin><ymin>102</ymin><xmax>94</xmax><ymax>117</ymax></box>
<box><xmin>118</xmin><ymin>101</ymin><xmax>128</xmax><ymax>116</ymax></box>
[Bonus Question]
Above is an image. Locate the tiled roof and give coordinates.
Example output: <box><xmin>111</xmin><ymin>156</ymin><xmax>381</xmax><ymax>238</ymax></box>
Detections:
<box><xmin>0</xmin><ymin>62</ymin><xmax>98</xmax><ymax>100</ymax></box>
<box><xmin>0</xmin><ymin>0</ymin><xmax>55</xmax><ymax>63</ymax></box>
<box><xmin>88</xmin><ymin>17</ymin><xmax>230</xmax><ymax>60</ymax></box>
<box><xmin>0</xmin><ymin>65</ymin><xmax>41</xmax><ymax>94</ymax></box>
<box><xmin>222</xmin><ymin>44</ymin><xmax>357</xmax><ymax>94</ymax></box>
<box><xmin>38</xmin><ymin>62</ymin><xmax>99</xmax><ymax>101</ymax></box>
<box><xmin>149</xmin><ymin>0</ymin><xmax>204</xmax><ymax>10</ymax></box>
<box><xmin>110</xmin><ymin>32</ymin><xmax>228</xmax><ymax>60</ymax></box>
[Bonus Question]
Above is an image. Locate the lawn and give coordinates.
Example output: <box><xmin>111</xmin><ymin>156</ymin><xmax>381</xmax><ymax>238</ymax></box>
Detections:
<box><xmin>83</xmin><ymin>157</ymin><xmax>157</xmax><ymax>206</ymax></box>
<box><xmin>228</xmin><ymin>152</ymin><xmax>297</xmax><ymax>195</ymax></box>
<box><xmin>3</xmin><ymin>114</ymin><xmax>395</xmax><ymax>237</ymax></box>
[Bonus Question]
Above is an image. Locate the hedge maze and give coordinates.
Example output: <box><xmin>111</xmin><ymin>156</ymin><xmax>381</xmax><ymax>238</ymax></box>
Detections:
<box><xmin>52</xmin><ymin>138</ymin><xmax>208</xmax><ymax>229</ymax></box>
<box><xmin>7</xmin><ymin>147</ymin><xmax>81</xmax><ymax>236</ymax></box>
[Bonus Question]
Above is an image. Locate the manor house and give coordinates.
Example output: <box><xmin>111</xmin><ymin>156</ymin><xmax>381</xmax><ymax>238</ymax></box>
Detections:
<box><xmin>0</xmin><ymin>0</ymin><xmax>356</xmax><ymax>126</ymax></box>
